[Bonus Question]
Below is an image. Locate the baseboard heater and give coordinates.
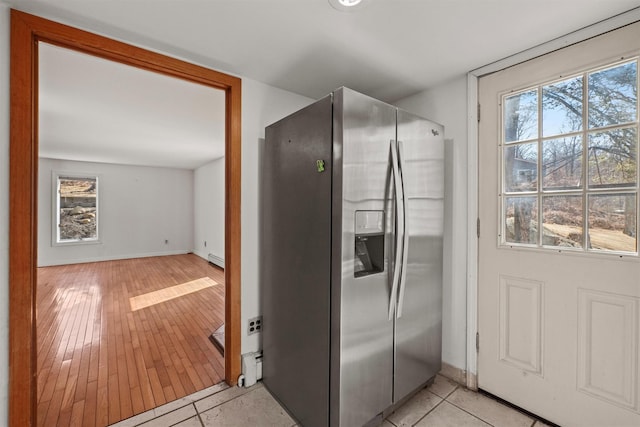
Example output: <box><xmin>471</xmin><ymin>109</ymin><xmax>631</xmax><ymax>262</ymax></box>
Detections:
<box><xmin>207</xmin><ymin>253</ymin><xmax>225</xmax><ymax>269</ymax></box>
<box><xmin>240</xmin><ymin>351</ymin><xmax>263</xmax><ymax>387</ymax></box>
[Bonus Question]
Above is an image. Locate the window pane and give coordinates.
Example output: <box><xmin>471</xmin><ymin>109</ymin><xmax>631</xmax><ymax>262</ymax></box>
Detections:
<box><xmin>588</xmin><ymin>61</ymin><xmax>637</xmax><ymax>129</ymax></box>
<box><xmin>542</xmin><ymin>195</ymin><xmax>583</xmax><ymax>248</ymax></box>
<box><xmin>504</xmin><ymin>90</ymin><xmax>538</xmax><ymax>143</ymax></box>
<box><xmin>588</xmin><ymin>194</ymin><xmax>637</xmax><ymax>252</ymax></box>
<box><xmin>505</xmin><ymin>196</ymin><xmax>538</xmax><ymax>245</ymax></box>
<box><xmin>543</xmin><ymin>76</ymin><xmax>583</xmax><ymax>136</ymax></box>
<box><xmin>59</xmin><ymin>176</ymin><xmax>98</xmax><ymax>241</ymax></box>
<box><xmin>588</xmin><ymin>128</ymin><xmax>637</xmax><ymax>188</ymax></box>
<box><xmin>542</xmin><ymin>136</ymin><xmax>582</xmax><ymax>189</ymax></box>
<box><xmin>504</xmin><ymin>142</ymin><xmax>537</xmax><ymax>192</ymax></box>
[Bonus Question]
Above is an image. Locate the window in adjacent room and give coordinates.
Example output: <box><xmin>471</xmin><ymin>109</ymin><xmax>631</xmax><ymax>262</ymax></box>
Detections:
<box><xmin>54</xmin><ymin>173</ymin><xmax>100</xmax><ymax>244</ymax></box>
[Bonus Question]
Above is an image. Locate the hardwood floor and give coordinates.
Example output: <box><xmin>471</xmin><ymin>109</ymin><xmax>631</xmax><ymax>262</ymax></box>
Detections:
<box><xmin>36</xmin><ymin>254</ymin><xmax>226</xmax><ymax>427</ymax></box>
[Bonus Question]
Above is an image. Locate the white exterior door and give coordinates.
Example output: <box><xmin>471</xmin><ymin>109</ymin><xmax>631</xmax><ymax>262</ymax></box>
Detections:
<box><xmin>478</xmin><ymin>21</ymin><xmax>640</xmax><ymax>427</ymax></box>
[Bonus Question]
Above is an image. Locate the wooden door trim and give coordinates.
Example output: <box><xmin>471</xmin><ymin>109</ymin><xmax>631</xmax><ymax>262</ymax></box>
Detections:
<box><xmin>9</xmin><ymin>9</ymin><xmax>242</xmax><ymax>426</ymax></box>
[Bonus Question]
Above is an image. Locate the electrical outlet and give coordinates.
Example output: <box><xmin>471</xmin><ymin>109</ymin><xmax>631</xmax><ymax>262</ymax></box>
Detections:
<box><xmin>247</xmin><ymin>316</ymin><xmax>262</xmax><ymax>335</ymax></box>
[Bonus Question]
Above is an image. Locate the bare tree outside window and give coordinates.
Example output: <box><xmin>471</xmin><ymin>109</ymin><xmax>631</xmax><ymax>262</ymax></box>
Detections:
<box><xmin>502</xmin><ymin>59</ymin><xmax>638</xmax><ymax>253</ymax></box>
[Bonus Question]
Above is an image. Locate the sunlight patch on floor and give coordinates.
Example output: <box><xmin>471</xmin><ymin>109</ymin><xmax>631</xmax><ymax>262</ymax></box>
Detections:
<box><xmin>129</xmin><ymin>277</ymin><xmax>219</xmax><ymax>311</ymax></box>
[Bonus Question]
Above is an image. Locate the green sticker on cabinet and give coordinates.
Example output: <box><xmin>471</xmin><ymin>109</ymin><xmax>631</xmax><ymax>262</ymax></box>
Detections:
<box><xmin>316</xmin><ymin>160</ymin><xmax>325</xmax><ymax>172</ymax></box>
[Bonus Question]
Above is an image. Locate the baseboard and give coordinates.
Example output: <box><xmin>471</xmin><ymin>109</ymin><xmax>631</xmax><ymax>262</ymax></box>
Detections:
<box><xmin>439</xmin><ymin>362</ymin><xmax>467</xmax><ymax>386</ymax></box>
<box><xmin>466</xmin><ymin>371</ymin><xmax>478</xmax><ymax>390</ymax></box>
<box><xmin>37</xmin><ymin>250</ymin><xmax>192</xmax><ymax>267</ymax></box>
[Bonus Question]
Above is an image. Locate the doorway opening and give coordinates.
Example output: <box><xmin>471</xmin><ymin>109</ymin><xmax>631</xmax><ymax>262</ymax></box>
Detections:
<box><xmin>10</xmin><ymin>10</ymin><xmax>242</xmax><ymax>427</ymax></box>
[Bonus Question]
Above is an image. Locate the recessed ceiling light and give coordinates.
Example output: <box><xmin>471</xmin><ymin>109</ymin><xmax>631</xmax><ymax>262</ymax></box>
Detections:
<box><xmin>329</xmin><ymin>0</ymin><xmax>368</xmax><ymax>12</ymax></box>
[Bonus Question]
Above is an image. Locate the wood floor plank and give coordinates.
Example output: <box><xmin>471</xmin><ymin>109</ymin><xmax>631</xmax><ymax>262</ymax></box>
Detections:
<box><xmin>37</xmin><ymin>254</ymin><xmax>225</xmax><ymax>426</ymax></box>
<box><xmin>165</xmin><ymin>360</ymin><xmax>187</xmax><ymax>398</ymax></box>
<box><xmin>36</xmin><ymin>394</ymin><xmax>50</xmax><ymax>427</ymax></box>
<box><xmin>69</xmin><ymin>400</ymin><xmax>85</xmax><ymax>427</ymax></box>
<box><xmin>133</xmin><ymin>346</ymin><xmax>155</xmax><ymax>409</ymax></box>
<box><xmin>44</xmin><ymin>387</ymin><xmax>65</xmax><ymax>427</ymax></box>
<box><xmin>107</xmin><ymin>374</ymin><xmax>120</xmax><ymax>424</ymax></box>
<box><xmin>73</xmin><ymin>344</ymin><xmax>90</xmax><ymax>405</ymax></box>
<box><xmin>95</xmin><ymin>386</ymin><xmax>109</xmax><ymax>427</ymax></box>
<box><xmin>130</xmin><ymin>386</ymin><xmax>145</xmax><ymax>416</ymax></box>
<box><xmin>57</xmin><ymin>406</ymin><xmax>72</xmax><ymax>427</ymax></box>
<box><xmin>82</xmin><ymin>380</ymin><xmax>97</xmax><ymax>427</ymax></box>
<box><xmin>146</xmin><ymin>367</ymin><xmax>166</xmax><ymax>406</ymax></box>
<box><xmin>87</xmin><ymin>322</ymin><xmax>101</xmax><ymax>384</ymax></box>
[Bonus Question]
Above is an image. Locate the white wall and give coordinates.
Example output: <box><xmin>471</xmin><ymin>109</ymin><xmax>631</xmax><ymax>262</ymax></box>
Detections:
<box><xmin>38</xmin><ymin>158</ymin><xmax>195</xmax><ymax>266</ymax></box>
<box><xmin>0</xmin><ymin>5</ymin><xmax>9</xmax><ymax>425</ymax></box>
<box><xmin>241</xmin><ymin>79</ymin><xmax>313</xmax><ymax>353</ymax></box>
<box><xmin>395</xmin><ymin>76</ymin><xmax>469</xmax><ymax>371</ymax></box>
<box><xmin>193</xmin><ymin>157</ymin><xmax>225</xmax><ymax>262</ymax></box>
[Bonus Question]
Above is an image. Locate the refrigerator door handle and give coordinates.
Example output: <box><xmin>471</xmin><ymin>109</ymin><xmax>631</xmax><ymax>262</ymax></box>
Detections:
<box><xmin>396</xmin><ymin>140</ymin><xmax>410</xmax><ymax>318</ymax></box>
<box><xmin>388</xmin><ymin>139</ymin><xmax>404</xmax><ymax>320</ymax></box>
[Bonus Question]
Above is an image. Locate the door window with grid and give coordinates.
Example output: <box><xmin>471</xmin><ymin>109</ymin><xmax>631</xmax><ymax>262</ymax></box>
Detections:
<box><xmin>501</xmin><ymin>59</ymin><xmax>638</xmax><ymax>254</ymax></box>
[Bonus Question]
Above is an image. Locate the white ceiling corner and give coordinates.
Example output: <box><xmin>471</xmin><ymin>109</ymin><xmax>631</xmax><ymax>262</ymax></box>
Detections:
<box><xmin>8</xmin><ymin>0</ymin><xmax>640</xmax><ymax>168</ymax></box>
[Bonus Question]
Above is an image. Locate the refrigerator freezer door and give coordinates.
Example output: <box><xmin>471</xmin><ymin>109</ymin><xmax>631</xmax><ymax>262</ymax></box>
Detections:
<box><xmin>394</xmin><ymin>109</ymin><xmax>444</xmax><ymax>401</ymax></box>
<box><xmin>331</xmin><ymin>88</ymin><xmax>396</xmax><ymax>426</ymax></box>
<box><xmin>261</xmin><ymin>95</ymin><xmax>333</xmax><ymax>427</ymax></box>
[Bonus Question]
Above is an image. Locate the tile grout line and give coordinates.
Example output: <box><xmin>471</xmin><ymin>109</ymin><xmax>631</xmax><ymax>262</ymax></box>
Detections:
<box><xmin>132</xmin><ymin>401</ymin><xmax>193</xmax><ymax>426</ymax></box>
<box><xmin>194</xmin><ymin>388</ymin><xmax>244</xmax><ymax>413</ymax></box>
<box><xmin>439</xmin><ymin>384</ymin><xmax>459</xmax><ymax>400</ymax></box>
<box><xmin>165</xmin><ymin>403</ymin><xmax>199</xmax><ymax>427</ymax></box>
<box><xmin>123</xmin><ymin>383</ymin><xmax>251</xmax><ymax>426</ymax></box>
<box><xmin>409</xmin><ymin>390</ymin><xmax>451</xmax><ymax>427</ymax></box>
<box><xmin>194</xmin><ymin>386</ymin><xmax>260</xmax><ymax>415</ymax></box>
<box><xmin>387</xmin><ymin>417</ymin><xmax>399</xmax><ymax>427</ymax></box>
<box><xmin>192</xmin><ymin>403</ymin><xmax>205</xmax><ymax>427</ymax></box>
<box><xmin>386</xmin><ymin>380</ymin><xmax>461</xmax><ymax>427</ymax></box>
<box><xmin>441</xmin><ymin>395</ymin><xmax>503</xmax><ymax>427</ymax></box>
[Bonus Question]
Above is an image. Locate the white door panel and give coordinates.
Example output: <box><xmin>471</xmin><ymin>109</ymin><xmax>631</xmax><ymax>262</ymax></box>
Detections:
<box><xmin>479</xmin><ymin>21</ymin><xmax>640</xmax><ymax>427</ymax></box>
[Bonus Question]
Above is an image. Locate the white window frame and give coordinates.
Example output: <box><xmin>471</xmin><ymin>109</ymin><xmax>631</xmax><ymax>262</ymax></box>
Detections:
<box><xmin>498</xmin><ymin>58</ymin><xmax>639</xmax><ymax>256</ymax></box>
<box><xmin>52</xmin><ymin>171</ymin><xmax>102</xmax><ymax>246</ymax></box>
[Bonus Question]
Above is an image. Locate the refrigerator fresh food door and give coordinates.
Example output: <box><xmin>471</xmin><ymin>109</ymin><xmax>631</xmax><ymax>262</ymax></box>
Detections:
<box><xmin>261</xmin><ymin>95</ymin><xmax>333</xmax><ymax>427</ymax></box>
<box><xmin>331</xmin><ymin>88</ymin><xmax>396</xmax><ymax>426</ymax></box>
<box><xmin>394</xmin><ymin>109</ymin><xmax>444</xmax><ymax>401</ymax></box>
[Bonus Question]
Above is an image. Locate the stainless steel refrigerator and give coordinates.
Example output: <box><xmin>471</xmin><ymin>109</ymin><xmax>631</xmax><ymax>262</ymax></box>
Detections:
<box><xmin>261</xmin><ymin>87</ymin><xmax>443</xmax><ymax>427</ymax></box>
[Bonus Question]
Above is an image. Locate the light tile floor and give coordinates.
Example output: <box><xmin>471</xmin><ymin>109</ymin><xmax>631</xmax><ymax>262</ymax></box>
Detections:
<box><xmin>110</xmin><ymin>375</ymin><xmax>551</xmax><ymax>427</ymax></box>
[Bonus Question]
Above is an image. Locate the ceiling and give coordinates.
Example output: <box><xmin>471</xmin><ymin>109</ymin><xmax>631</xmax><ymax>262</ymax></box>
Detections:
<box><xmin>38</xmin><ymin>43</ymin><xmax>226</xmax><ymax>170</ymax></box>
<box><xmin>9</xmin><ymin>0</ymin><xmax>640</xmax><ymax>168</ymax></box>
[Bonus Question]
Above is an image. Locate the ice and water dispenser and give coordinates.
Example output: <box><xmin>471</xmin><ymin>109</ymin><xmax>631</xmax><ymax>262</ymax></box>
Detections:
<box><xmin>354</xmin><ymin>210</ymin><xmax>385</xmax><ymax>277</ymax></box>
